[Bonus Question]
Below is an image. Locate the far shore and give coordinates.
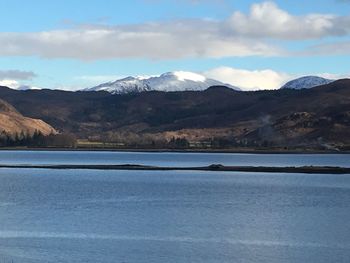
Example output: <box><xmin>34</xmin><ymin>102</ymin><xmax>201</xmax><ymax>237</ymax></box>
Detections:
<box><xmin>0</xmin><ymin>164</ymin><xmax>349</xmax><ymax>174</ymax></box>
<box><xmin>0</xmin><ymin>147</ymin><xmax>349</xmax><ymax>154</ymax></box>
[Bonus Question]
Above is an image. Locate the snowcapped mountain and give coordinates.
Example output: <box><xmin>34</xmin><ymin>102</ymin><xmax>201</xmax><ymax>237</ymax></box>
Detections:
<box><xmin>281</xmin><ymin>76</ymin><xmax>334</xmax><ymax>90</ymax></box>
<box><xmin>85</xmin><ymin>71</ymin><xmax>239</xmax><ymax>94</ymax></box>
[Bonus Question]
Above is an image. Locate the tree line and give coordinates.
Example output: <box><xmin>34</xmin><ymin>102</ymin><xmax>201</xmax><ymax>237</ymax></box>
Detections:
<box><xmin>0</xmin><ymin>129</ymin><xmax>283</xmax><ymax>149</ymax></box>
<box><xmin>0</xmin><ymin>130</ymin><xmax>77</xmax><ymax>148</ymax></box>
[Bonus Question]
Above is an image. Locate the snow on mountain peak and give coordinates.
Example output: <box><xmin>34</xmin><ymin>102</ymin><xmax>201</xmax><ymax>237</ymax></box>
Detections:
<box><xmin>85</xmin><ymin>71</ymin><xmax>239</xmax><ymax>94</ymax></box>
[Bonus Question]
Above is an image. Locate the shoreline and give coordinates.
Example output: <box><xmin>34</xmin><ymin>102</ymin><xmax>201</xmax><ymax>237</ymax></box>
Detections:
<box><xmin>0</xmin><ymin>164</ymin><xmax>349</xmax><ymax>174</ymax></box>
<box><xmin>0</xmin><ymin>147</ymin><xmax>349</xmax><ymax>154</ymax></box>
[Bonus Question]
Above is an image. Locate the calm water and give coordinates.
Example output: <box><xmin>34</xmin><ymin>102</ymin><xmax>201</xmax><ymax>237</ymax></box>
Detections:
<box><xmin>0</xmin><ymin>152</ymin><xmax>350</xmax><ymax>262</ymax></box>
<box><xmin>0</xmin><ymin>150</ymin><xmax>349</xmax><ymax>167</ymax></box>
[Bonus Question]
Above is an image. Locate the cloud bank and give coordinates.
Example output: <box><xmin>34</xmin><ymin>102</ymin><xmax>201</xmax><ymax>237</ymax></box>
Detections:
<box><xmin>0</xmin><ymin>25</ymin><xmax>280</xmax><ymax>60</ymax></box>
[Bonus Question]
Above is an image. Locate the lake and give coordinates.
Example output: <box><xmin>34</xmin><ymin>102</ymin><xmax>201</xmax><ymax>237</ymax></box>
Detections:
<box><xmin>0</xmin><ymin>151</ymin><xmax>349</xmax><ymax>262</ymax></box>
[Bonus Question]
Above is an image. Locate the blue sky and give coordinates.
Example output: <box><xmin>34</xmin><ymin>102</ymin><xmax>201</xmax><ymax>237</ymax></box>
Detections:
<box><xmin>0</xmin><ymin>0</ymin><xmax>350</xmax><ymax>90</ymax></box>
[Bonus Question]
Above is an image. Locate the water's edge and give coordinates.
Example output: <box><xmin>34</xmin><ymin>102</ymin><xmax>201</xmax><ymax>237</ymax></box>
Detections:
<box><xmin>0</xmin><ymin>164</ymin><xmax>349</xmax><ymax>174</ymax></box>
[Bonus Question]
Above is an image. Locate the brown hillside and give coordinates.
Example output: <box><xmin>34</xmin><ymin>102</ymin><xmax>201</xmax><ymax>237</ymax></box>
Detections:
<box><xmin>0</xmin><ymin>98</ymin><xmax>56</xmax><ymax>135</ymax></box>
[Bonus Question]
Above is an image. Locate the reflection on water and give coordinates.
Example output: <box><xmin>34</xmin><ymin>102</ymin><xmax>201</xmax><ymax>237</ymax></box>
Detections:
<box><xmin>0</xmin><ymin>168</ymin><xmax>350</xmax><ymax>262</ymax></box>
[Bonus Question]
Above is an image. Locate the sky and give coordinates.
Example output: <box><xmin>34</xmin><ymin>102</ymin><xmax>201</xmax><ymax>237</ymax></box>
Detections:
<box><xmin>0</xmin><ymin>0</ymin><xmax>350</xmax><ymax>91</ymax></box>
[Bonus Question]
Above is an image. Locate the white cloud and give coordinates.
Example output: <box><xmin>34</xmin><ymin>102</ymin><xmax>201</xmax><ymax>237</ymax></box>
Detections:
<box><xmin>228</xmin><ymin>1</ymin><xmax>350</xmax><ymax>40</ymax></box>
<box><xmin>0</xmin><ymin>79</ymin><xmax>41</xmax><ymax>90</ymax></box>
<box><xmin>0</xmin><ymin>79</ymin><xmax>21</xmax><ymax>89</ymax></box>
<box><xmin>203</xmin><ymin>67</ymin><xmax>292</xmax><ymax>90</ymax></box>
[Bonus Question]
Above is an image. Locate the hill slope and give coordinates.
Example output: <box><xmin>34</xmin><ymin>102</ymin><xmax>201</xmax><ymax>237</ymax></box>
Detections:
<box><xmin>0</xmin><ymin>98</ymin><xmax>55</xmax><ymax>135</ymax></box>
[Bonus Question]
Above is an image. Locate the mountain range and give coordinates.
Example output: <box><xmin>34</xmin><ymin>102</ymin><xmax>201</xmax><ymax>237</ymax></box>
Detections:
<box><xmin>85</xmin><ymin>71</ymin><xmax>239</xmax><ymax>94</ymax></box>
<box><xmin>85</xmin><ymin>73</ymin><xmax>337</xmax><ymax>94</ymax></box>
<box><xmin>0</xmin><ymin>78</ymin><xmax>349</xmax><ymax>150</ymax></box>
